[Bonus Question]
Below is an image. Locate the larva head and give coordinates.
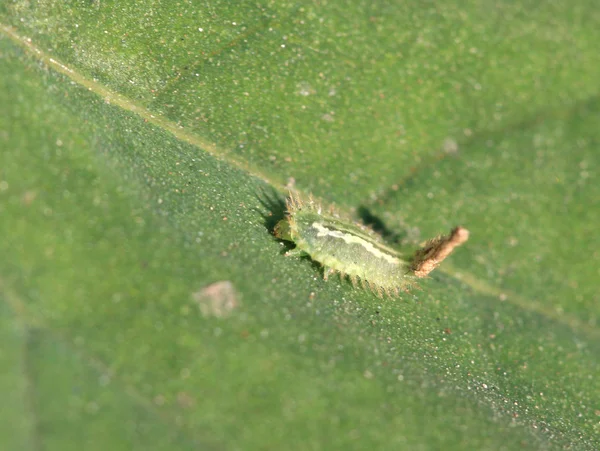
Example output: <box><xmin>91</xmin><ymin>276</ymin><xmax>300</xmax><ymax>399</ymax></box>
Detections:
<box><xmin>275</xmin><ymin>192</ymin><xmax>322</xmax><ymax>243</ymax></box>
<box><xmin>274</xmin><ymin>218</ymin><xmax>293</xmax><ymax>241</ymax></box>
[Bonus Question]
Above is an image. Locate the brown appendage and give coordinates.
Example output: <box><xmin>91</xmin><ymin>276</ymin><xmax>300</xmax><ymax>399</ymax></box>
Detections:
<box><xmin>411</xmin><ymin>226</ymin><xmax>469</xmax><ymax>278</ymax></box>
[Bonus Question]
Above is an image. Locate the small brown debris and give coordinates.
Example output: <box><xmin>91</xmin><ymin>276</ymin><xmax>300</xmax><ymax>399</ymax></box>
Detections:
<box><xmin>22</xmin><ymin>190</ymin><xmax>38</xmax><ymax>205</ymax></box>
<box><xmin>193</xmin><ymin>281</ymin><xmax>239</xmax><ymax>318</ymax></box>
<box><xmin>177</xmin><ymin>391</ymin><xmax>195</xmax><ymax>408</ymax></box>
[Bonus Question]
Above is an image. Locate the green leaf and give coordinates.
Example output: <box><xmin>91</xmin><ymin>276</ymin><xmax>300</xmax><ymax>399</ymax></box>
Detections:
<box><xmin>1</xmin><ymin>1</ymin><xmax>599</xmax><ymax>450</ymax></box>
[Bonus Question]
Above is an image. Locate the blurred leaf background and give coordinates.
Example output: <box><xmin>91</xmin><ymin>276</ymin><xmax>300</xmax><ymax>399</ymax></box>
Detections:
<box><xmin>1</xmin><ymin>1</ymin><xmax>599</xmax><ymax>449</ymax></box>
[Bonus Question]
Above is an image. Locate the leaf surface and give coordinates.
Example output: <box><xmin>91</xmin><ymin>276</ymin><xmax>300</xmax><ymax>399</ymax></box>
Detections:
<box><xmin>1</xmin><ymin>1</ymin><xmax>599</xmax><ymax>449</ymax></box>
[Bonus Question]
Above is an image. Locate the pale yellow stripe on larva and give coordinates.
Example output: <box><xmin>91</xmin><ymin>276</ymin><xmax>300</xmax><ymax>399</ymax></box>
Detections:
<box><xmin>312</xmin><ymin>222</ymin><xmax>401</xmax><ymax>265</ymax></box>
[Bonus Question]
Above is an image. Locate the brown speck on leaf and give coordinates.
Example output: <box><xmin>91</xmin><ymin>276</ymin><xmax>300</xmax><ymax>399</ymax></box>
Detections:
<box><xmin>442</xmin><ymin>137</ymin><xmax>459</xmax><ymax>155</ymax></box>
<box><xmin>193</xmin><ymin>280</ymin><xmax>239</xmax><ymax>318</ymax></box>
<box><xmin>177</xmin><ymin>391</ymin><xmax>195</xmax><ymax>408</ymax></box>
<box><xmin>22</xmin><ymin>190</ymin><xmax>38</xmax><ymax>206</ymax></box>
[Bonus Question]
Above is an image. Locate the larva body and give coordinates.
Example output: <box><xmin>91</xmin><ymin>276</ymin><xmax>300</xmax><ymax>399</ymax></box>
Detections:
<box><xmin>275</xmin><ymin>192</ymin><xmax>469</xmax><ymax>297</ymax></box>
<box><xmin>275</xmin><ymin>193</ymin><xmax>414</xmax><ymax>297</ymax></box>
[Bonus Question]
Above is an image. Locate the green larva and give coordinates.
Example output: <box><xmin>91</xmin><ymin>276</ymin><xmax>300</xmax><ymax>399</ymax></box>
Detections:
<box><xmin>275</xmin><ymin>191</ymin><xmax>469</xmax><ymax>297</ymax></box>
